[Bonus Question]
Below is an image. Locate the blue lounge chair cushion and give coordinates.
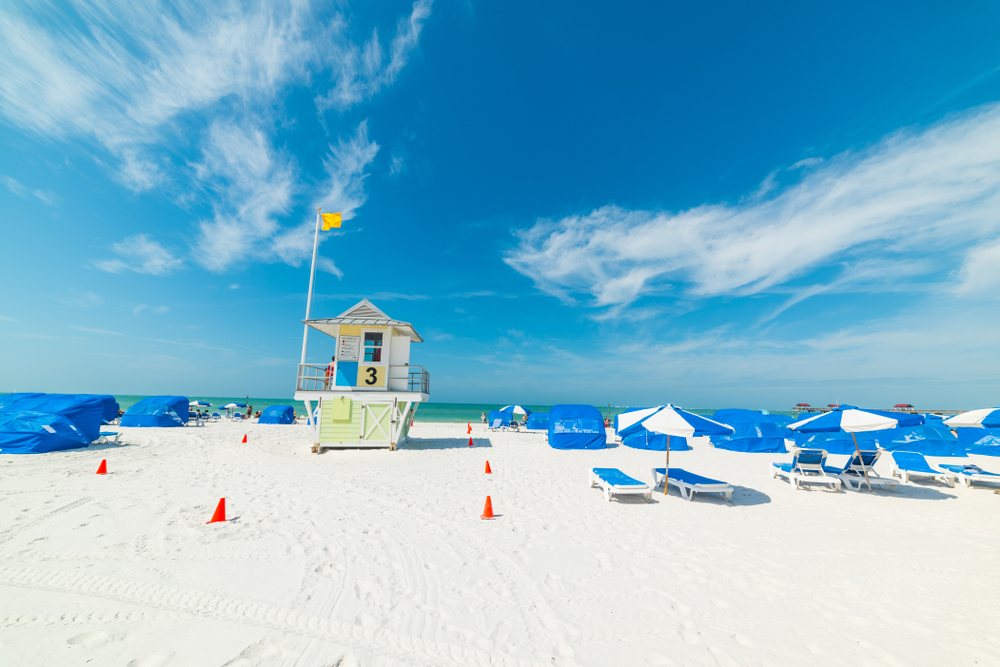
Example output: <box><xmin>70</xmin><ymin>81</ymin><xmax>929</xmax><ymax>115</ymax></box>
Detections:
<box><xmin>891</xmin><ymin>451</ymin><xmax>940</xmax><ymax>474</ymax></box>
<box><xmin>99</xmin><ymin>431</ymin><xmax>117</xmax><ymax>437</ymax></box>
<box><xmin>655</xmin><ymin>468</ymin><xmax>727</xmax><ymax>486</ymax></box>
<box><xmin>939</xmin><ymin>464</ymin><xmax>1000</xmax><ymax>478</ymax></box>
<box><xmin>772</xmin><ymin>462</ymin><xmax>794</xmax><ymax>472</ymax></box>
<box><xmin>593</xmin><ymin>468</ymin><xmax>646</xmax><ymax>487</ymax></box>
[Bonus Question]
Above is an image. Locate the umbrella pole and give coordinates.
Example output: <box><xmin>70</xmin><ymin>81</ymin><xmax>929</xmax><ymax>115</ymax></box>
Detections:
<box><xmin>664</xmin><ymin>434</ymin><xmax>670</xmax><ymax>495</ymax></box>
<box><xmin>851</xmin><ymin>432</ymin><xmax>872</xmax><ymax>492</ymax></box>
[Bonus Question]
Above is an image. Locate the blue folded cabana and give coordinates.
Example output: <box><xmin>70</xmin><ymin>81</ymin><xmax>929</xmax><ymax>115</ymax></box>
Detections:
<box><xmin>120</xmin><ymin>396</ymin><xmax>189</xmax><ymax>427</ymax></box>
<box><xmin>953</xmin><ymin>427</ymin><xmax>999</xmax><ymax>448</ymax></box>
<box><xmin>525</xmin><ymin>412</ymin><xmax>549</xmax><ymax>430</ymax></box>
<box><xmin>548</xmin><ymin>404</ymin><xmax>606</xmax><ymax>449</ymax></box>
<box><xmin>878</xmin><ymin>425</ymin><xmax>967</xmax><ymax>457</ymax></box>
<box><xmin>711</xmin><ymin>421</ymin><xmax>788</xmax><ymax>453</ymax></box>
<box><xmin>0</xmin><ymin>394</ymin><xmax>105</xmax><ymax>454</ymax></box>
<box><xmin>968</xmin><ymin>434</ymin><xmax>1000</xmax><ymax>457</ymax></box>
<box><xmin>0</xmin><ymin>411</ymin><xmax>93</xmax><ymax>454</ymax></box>
<box><xmin>0</xmin><ymin>392</ymin><xmax>46</xmax><ymax>410</ymax></box>
<box><xmin>0</xmin><ymin>394</ymin><xmax>104</xmax><ymax>443</ymax></box>
<box><xmin>488</xmin><ymin>409</ymin><xmax>511</xmax><ymax>427</ymax></box>
<box><xmin>621</xmin><ymin>429</ymin><xmax>690</xmax><ymax>451</ymax></box>
<box><xmin>792</xmin><ymin>430</ymin><xmax>880</xmax><ymax>455</ymax></box>
<box><xmin>85</xmin><ymin>394</ymin><xmax>120</xmax><ymax>424</ymax></box>
<box><xmin>258</xmin><ymin>405</ymin><xmax>295</xmax><ymax>424</ymax></box>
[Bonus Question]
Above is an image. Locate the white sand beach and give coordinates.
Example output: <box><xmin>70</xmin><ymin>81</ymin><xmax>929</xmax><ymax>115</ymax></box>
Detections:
<box><xmin>2</xmin><ymin>421</ymin><xmax>999</xmax><ymax>667</ymax></box>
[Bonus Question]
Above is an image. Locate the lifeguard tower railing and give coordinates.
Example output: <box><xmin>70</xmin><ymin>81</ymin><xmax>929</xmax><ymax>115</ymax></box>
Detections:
<box><xmin>296</xmin><ymin>363</ymin><xmax>430</xmax><ymax>394</ymax></box>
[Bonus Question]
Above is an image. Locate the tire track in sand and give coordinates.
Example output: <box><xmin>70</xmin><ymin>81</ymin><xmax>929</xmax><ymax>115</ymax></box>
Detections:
<box><xmin>0</xmin><ymin>565</ymin><xmax>553</xmax><ymax>667</ymax></box>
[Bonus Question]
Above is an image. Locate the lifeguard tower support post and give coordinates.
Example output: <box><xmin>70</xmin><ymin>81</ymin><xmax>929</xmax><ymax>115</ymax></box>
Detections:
<box><xmin>294</xmin><ymin>299</ymin><xmax>430</xmax><ymax>452</ymax></box>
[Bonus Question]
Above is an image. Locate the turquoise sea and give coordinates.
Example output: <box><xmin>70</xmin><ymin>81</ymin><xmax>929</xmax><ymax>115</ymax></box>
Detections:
<box><xmin>105</xmin><ymin>397</ymin><xmax>792</xmax><ymax>423</ymax></box>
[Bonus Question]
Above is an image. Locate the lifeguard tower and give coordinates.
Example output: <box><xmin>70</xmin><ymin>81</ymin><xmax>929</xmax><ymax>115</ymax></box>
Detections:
<box><xmin>294</xmin><ymin>299</ymin><xmax>430</xmax><ymax>452</ymax></box>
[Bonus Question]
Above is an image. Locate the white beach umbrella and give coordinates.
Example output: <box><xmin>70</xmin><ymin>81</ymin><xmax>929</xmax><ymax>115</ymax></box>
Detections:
<box><xmin>639</xmin><ymin>405</ymin><xmax>734</xmax><ymax>495</ymax></box>
<box><xmin>614</xmin><ymin>406</ymin><xmax>664</xmax><ymax>434</ymax></box>
<box><xmin>943</xmin><ymin>407</ymin><xmax>1000</xmax><ymax>429</ymax></box>
<box><xmin>500</xmin><ymin>405</ymin><xmax>530</xmax><ymax>415</ymax></box>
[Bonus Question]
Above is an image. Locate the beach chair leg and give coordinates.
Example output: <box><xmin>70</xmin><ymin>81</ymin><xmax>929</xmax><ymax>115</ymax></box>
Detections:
<box><xmin>605</xmin><ymin>487</ymin><xmax>611</xmax><ymax>502</ymax></box>
<box><xmin>945</xmin><ymin>476</ymin><xmax>955</xmax><ymax>488</ymax></box>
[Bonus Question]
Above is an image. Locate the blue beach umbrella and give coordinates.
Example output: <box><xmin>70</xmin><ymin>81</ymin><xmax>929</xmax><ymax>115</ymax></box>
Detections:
<box><xmin>500</xmin><ymin>405</ymin><xmax>531</xmax><ymax>415</ymax></box>
<box><xmin>639</xmin><ymin>405</ymin><xmax>734</xmax><ymax>495</ymax></box>
<box><xmin>944</xmin><ymin>408</ymin><xmax>1000</xmax><ymax>429</ymax></box>
<box><xmin>788</xmin><ymin>405</ymin><xmax>923</xmax><ymax>491</ymax></box>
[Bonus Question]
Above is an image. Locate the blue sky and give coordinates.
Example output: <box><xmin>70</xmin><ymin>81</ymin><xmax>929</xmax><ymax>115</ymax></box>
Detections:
<box><xmin>2</xmin><ymin>0</ymin><xmax>1000</xmax><ymax>409</ymax></box>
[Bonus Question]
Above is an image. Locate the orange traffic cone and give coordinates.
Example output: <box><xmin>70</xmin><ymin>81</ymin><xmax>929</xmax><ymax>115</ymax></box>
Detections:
<box><xmin>241</xmin><ymin>434</ymin><xmax>247</xmax><ymax>444</ymax></box>
<box><xmin>467</xmin><ymin>422</ymin><xmax>472</xmax><ymax>434</ymax></box>
<box><xmin>481</xmin><ymin>496</ymin><xmax>495</xmax><ymax>519</ymax></box>
<box><xmin>468</xmin><ymin>437</ymin><xmax>474</xmax><ymax>447</ymax></box>
<box><xmin>96</xmin><ymin>459</ymin><xmax>107</xmax><ymax>475</ymax></box>
<box><xmin>207</xmin><ymin>498</ymin><xmax>226</xmax><ymax>524</ymax></box>
<box><xmin>485</xmin><ymin>460</ymin><xmax>492</xmax><ymax>474</ymax></box>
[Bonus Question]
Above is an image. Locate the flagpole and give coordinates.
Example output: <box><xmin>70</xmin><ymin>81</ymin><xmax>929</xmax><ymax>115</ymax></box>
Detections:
<box><xmin>300</xmin><ymin>208</ymin><xmax>322</xmax><ymax>366</ymax></box>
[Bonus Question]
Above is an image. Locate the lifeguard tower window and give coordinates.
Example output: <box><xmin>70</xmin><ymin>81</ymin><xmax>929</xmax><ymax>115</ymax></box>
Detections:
<box><xmin>364</xmin><ymin>332</ymin><xmax>383</xmax><ymax>362</ymax></box>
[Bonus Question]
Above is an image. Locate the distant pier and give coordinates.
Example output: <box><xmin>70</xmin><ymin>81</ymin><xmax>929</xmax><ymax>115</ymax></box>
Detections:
<box><xmin>791</xmin><ymin>405</ymin><xmax>962</xmax><ymax>417</ymax></box>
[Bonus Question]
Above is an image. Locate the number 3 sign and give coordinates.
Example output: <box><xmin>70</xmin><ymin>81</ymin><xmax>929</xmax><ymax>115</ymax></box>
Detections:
<box><xmin>357</xmin><ymin>365</ymin><xmax>386</xmax><ymax>388</ymax></box>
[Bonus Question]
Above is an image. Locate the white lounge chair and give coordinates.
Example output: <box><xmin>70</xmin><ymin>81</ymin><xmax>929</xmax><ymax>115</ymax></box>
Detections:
<box><xmin>652</xmin><ymin>467</ymin><xmax>733</xmax><ymax>501</ymax></box>
<box><xmin>822</xmin><ymin>450</ymin><xmax>899</xmax><ymax>491</ymax></box>
<box><xmin>890</xmin><ymin>452</ymin><xmax>958</xmax><ymax>487</ymax></box>
<box><xmin>95</xmin><ymin>431</ymin><xmax>121</xmax><ymax>445</ymax></box>
<box><xmin>590</xmin><ymin>468</ymin><xmax>652</xmax><ymax>503</ymax></box>
<box><xmin>937</xmin><ymin>463</ymin><xmax>1000</xmax><ymax>489</ymax></box>
<box><xmin>489</xmin><ymin>418</ymin><xmax>503</xmax><ymax>432</ymax></box>
<box><xmin>772</xmin><ymin>448</ymin><xmax>841</xmax><ymax>490</ymax></box>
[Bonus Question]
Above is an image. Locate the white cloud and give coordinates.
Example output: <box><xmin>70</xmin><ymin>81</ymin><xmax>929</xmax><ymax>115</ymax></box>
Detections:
<box><xmin>954</xmin><ymin>237</ymin><xmax>1000</xmax><ymax>295</ymax></box>
<box><xmin>506</xmin><ymin>103</ymin><xmax>1000</xmax><ymax>311</ymax></box>
<box><xmin>193</xmin><ymin>119</ymin><xmax>377</xmax><ymax>273</ymax></box>
<box><xmin>0</xmin><ymin>0</ymin><xmax>432</xmax><ymax>271</ymax></box>
<box><xmin>315</xmin><ymin>0</ymin><xmax>433</xmax><ymax>111</ymax></box>
<box><xmin>191</xmin><ymin>120</ymin><xmax>295</xmax><ymax>272</ymax></box>
<box><xmin>790</xmin><ymin>157</ymin><xmax>824</xmax><ymax>169</ymax></box>
<box><xmin>1</xmin><ymin>175</ymin><xmax>27</xmax><ymax>197</ymax></box>
<box><xmin>70</xmin><ymin>325</ymin><xmax>122</xmax><ymax>336</ymax></box>
<box><xmin>228</xmin><ymin>283</ymin><xmax>240</xmax><ymax>289</ymax></box>
<box><xmin>93</xmin><ymin>234</ymin><xmax>183</xmax><ymax>275</ymax></box>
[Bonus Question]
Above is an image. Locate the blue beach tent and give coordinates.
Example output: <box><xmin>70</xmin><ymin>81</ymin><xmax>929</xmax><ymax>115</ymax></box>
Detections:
<box><xmin>258</xmin><ymin>405</ymin><xmax>295</xmax><ymax>424</ymax></box>
<box><xmin>120</xmin><ymin>396</ymin><xmax>189</xmax><ymax>427</ymax></box>
<box><xmin>525</xmin><ymin>412</ymin><xmax>549</xmax><ymax>430</ymax></box>
<box><xmin>547</xmin><ymin>404</ymin><xmax>606</xmax><ymax>450</ymax></box>
<box><xmin>488</xmin><ymin>409</ymin><xmax>511</xmax><ymax>427</ymax></box>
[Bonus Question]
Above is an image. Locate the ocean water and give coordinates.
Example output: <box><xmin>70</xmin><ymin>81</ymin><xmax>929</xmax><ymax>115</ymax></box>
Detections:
<box><xmin>7</xmin><ymin>394</ymin><xmax>794</xmax><ymax>423</ymax></box>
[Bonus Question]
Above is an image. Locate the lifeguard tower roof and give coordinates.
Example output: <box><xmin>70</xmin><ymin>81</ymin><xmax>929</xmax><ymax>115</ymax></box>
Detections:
<box><xmin>303</xmin><ymin>299</ymin><xmax>423</xmax><ymax>342</ymax></box>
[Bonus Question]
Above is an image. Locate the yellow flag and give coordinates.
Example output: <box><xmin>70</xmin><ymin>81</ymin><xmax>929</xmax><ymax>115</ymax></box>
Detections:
<box><xmin>321</xmin><ymin>212</ymin><xmax>342</xmax><ymax>230</ymax></box>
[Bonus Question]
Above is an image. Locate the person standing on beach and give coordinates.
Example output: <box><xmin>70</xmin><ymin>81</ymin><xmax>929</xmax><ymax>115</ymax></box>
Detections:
<box><xmin>481</xmin><ymin>411</ymin><xmax>487</xmax><ymax>424</ymax></box>
<box><xmin>325</xmin><ymin>354</ymin><xmax>336</xmax><ymax>389</ymax></box>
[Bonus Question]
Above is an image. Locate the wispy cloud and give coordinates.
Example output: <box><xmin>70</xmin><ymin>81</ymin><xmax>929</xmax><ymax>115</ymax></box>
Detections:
<box><xmin>1</xmin><ymin>175</ymin><xmax>59</xmax><ymax>205</ymax></box>
<box><xmin>0</xmin><ymin>0</ymin><xmax>433</xmax><ymax>272</ymax></box>
<box><xmin>93</xmin><ymin>234</ymin><xmax>183</xmax><ymax>275</ymax></box>
<box><xmin>506</xmin><ymin>103</ymin><xmax>1000</xmax><ymax>312</ymax></box>
<box><xmin>315</xmin><ymin>0</ymin><xmax>433</xmax><ymax>112</ymax></box>
<box><xmin>192</xmin><ymin>119</ymin><xmax>379</xmax><ymax>273</ymax></box>
<box><xmin>70</xmin><ymin>325</ymin><xmax>123</xmax><ymax>336</ymax></box>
